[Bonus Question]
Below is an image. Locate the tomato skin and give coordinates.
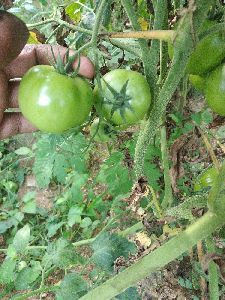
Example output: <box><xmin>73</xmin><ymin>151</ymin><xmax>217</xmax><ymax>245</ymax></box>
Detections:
<box><xmin>18</xmin><ymin>65</ymin><xmax>93</xmax><ymax>133</ymax></box>
<box><xmin>194</xmin><ymin>166</ymin><xmax>219</xmax><ymax>192</ymax></box>
<box><xmin>189</xmin><ymin>74</ymin><xmax>205</xmax><ymax>92</ymax></box>
<box><xmin>186</xmin><ymin>31</ymin><xmax>225</xmax><ymax>76</ymax></box>
<box><xmin>94</xmin><ymin>69</ymin><xmax>151</xmax><ymax>126</ymax></box>
<box><xmin>204</xmin><ymin>64</ymin><xmax>225</xmax><ymax>116</ymax></box>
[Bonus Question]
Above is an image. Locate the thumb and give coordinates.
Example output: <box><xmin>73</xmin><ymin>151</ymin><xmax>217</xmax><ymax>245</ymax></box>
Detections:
<box><xmin>0</xmin><ymin>11</ymin><xmax>29</xmax><ymax>69</ymax></box>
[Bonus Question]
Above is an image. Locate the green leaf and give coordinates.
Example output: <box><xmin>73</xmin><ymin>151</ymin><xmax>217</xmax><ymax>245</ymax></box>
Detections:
<box><xmin>0</xmin><ymin>258</ymin><xmax>16</xmax><ymax>284</ymax></box>
<box><xmin>22</xmin><ymin>192</ymin><xmax>36</xmax><ymax>214</ymax></box>
<box><xmin>33</xmin><ymin>134</ymin><xmax>88</xmax><ymax>188</ymax></box>
<box><xmin>15</xmin><ymin>147</ymin><xmax>32</xmax><ymax>156</ymax></box>
<box><xmin>22</xmin><ymin>191</ymin><xmax>36</xmax><ymax>203</ymax></box>
<box><xmin>22</xmin><ymin>199</ymin><xmax>36</xmax><ymax>214</ymax></box>
<box><xmin>15</xmin><ymin>261</ymin><xmax>42</xmax><ymax>290</ymax></box>
<box><xmin>53</xmin><ymin>153</ymin><xmax>69</xmax><ymax>183</ymax></box>
<box><xmin>91</xmin><ymin>232</ymin><xmax>136</xmax><ymax>272</ymax></box>
<box><xmin>97</xmin><ymin>152</ymin><xmax>132</xmax><ymax>197</ymax></box>
<box><xmin>114</xmin><ymin>287</ymin><xmax>141</xmax><ymax>300</ymax></box>
<box><xmin>80</xmin><ymin>217</ymin><xmax>92</xmax><ymax>228</ymax></box>
<box><xmin>56</xmin><ymin>273</ymin><xmax>88</xmax><ymax>300</ymax></box>
<box><xmin>47</xmin><ymin>238</ymin><xmax>84</xmax><ymax>268</ymax></box>
<box><xmin>68</xmin><ymin>206</ymin><xmax>83</xmax><ymax>227</ymax></box>
<box><xmin>47</xmin><ymin>221</ymin><xmax>65</xmax><ymax>238</ymax></box>
<box><xmin>13</xmin><ymin>224</ymin><xmax>30</xmax><ymax>253</ymax></box>
<box><xmin>65</xmin><ymin>3</ymin><xmax>82</xmax><ymax>23</ymax></box>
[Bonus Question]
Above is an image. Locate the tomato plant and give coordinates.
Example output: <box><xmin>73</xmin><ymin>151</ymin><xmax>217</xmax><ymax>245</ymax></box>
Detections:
<box><xmin>19</xmin><ymin>65</ymin><xmax>93</xmax><ymax>133</ymax></box>
<box><xmin>204</xmin><ymin>64</ymin><xmax>225</xmax><ymax>116</ymax></box>
<box><xmin>94</xmin><ymin>69</ymin><xmax>151</xmax><ymax>126</ymax></box>
<box><xmin>194</xmin><ymin>166</ymin><xmax>219</xmax><ymax>192</ymax></box>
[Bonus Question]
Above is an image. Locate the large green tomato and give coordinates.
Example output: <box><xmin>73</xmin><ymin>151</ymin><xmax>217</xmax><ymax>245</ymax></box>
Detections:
<box><xmin>18</xmin><ymin>65</ymin><xmax>93</xmax><ymax>133</ymax></box>
<box><xmin>186</xmin><ymin>30</ymin><xmax>225</xmax><ymax>76</ymax></box>
<box><xmin>194</xmin><ymin>166</ymin><xmax>219</xmax><ymax>192</ymax></box>
<box><xmin>204</xmin><ymin>64</ymin><xmax>225</xmax><ymax>116</ymax></box>
<box><xmin>94</xmin><ymin>69</ymin><xmax>151</xmax><ymax>126</ymax></box>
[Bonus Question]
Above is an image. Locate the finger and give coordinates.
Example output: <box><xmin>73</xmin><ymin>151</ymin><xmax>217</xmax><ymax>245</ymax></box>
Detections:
<box><xmin>0</xmin><ymin>71</ymin><xmax>8</xmax><ymax>122</ymax></box>
<box><xmin>0</xmin><ymin>112</ymin><xmax>37</xmax><ymax>140</ymax></box>
<box><xmin>8</xmin><ymin>81</ymin><xmax>20</xmax><ymax>108</ymax></box>
<box><xmin>4</xmin><ymin>44</ymin><xmax>95</xmax><ymax>79</ymax></box>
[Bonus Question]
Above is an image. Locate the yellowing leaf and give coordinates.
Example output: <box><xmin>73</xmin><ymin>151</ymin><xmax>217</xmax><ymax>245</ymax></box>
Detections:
<box><xmin>163</xmin><ymin>224</ymin><xmax>182</xmax><ymax>237</ymax></box>
<box><xmin>138</xmin><ymin>17</ymin><xmax>149</xmax><ymax>31</ymax></box>
<box><xmin>28</xmin><ymin>31</ymin><xmax>40</xmax><ymax>44</ymax></box>
<box><xmin>65</xmin><ymin>2</ymin><xmax>82</xmax><ymax>23</ymax></box>
<box><xmin>135</xmin><ymin>232</ymin><xmax>151</xmax><ymax>248</ymax></box>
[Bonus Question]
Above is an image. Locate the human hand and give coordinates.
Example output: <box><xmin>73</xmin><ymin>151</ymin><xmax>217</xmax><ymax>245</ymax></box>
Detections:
<box><xmin>0</xmin><ymin>12</ymin><xmax>95</xmax><ymax>139</ymax></box>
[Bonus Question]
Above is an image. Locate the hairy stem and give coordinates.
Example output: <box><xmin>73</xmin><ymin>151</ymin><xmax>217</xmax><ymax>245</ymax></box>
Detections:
<box><xmin>206</xmin><ymin>236</ymin><xmax>220</xmax><ymax>300</ymax></box>
<box><xmin>160</xmin><ymin>125</ymin><xmax>173</xmax><ymax>209</ymax></box>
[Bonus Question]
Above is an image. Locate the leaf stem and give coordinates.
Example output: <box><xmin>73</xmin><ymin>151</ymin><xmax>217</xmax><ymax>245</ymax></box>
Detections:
<box><xmin>11</xmin><ymin>286</ymin><xmax>59</xmax><ymax>300</ymax></box>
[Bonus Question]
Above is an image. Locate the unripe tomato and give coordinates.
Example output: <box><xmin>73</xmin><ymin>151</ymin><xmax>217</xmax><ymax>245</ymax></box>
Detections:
<box><xmin>204</xmin><ymin>64</ymin><xmax>225</xmax><ymax>116</ymax></box>
<box><xmin>18</xmin><ymin>65</ymin><xmax>93</xmax><ymax>133</ymax></box>
<box><xmin>189</xmin><ymin>74</ymin><xmax>205</xmax><ymax>91</ymax></box>
<box><xmin>194</xmin><ymin>166</ymin><xmax>219</xmax><ymax>192</ymax></box>
<box><xmin>186</xmin><ymin>30</ymin><xmax>225</xmax><ymax>75</ymax></box>
<box><xmin>94</xmin><ymin>69</ymin><xmax>151</xmax><ymax>126</ymax></box>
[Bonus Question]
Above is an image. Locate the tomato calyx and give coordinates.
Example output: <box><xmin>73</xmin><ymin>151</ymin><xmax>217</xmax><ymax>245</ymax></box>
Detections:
<box><xmin>102</xmin><ymin>79</ymin><xmax>134</xmax><ymax>122</ymax></box>
<box><xmin>50</xmin><ymin>46</ymin><xmax>81</xmax><ymax>78</ymax></box>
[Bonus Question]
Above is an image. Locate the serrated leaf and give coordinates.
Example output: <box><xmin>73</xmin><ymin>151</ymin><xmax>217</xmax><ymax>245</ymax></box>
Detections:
<box><xmin>53</xmin><ymin>153</ymin><xmax>69</xmax><ymax>183</ymax></box>
<box><xmin>97</xmin><ymin>152</ymin><xmax>132</xmax><ymax>197</ymax></box>
<box><xmin>91</xmin><ymin>233</ymin><xmax>136</xmax><ymax>272</ymax></box>
<box><xmin>0</xmin><ymin>258</ymin><xmax>16</xmax><ymax>284</ymax></box>
<box><xmin>33</xmin><ymin>134</ymin><xmax>88</xmax><ymax>188</ymax></box>
<box><xmin>15</xmin><ymin>261</ymin><xmax>42</xmax><ymax>290</ymax></box>
<box><xmin>56</xmin><ymin>273</ymin><xmax>87</xmax><ymax>300</ymax></box>
<box><xmin>52</xmin><ymin>238</ymin><xmax>84</xmax><ymax>268</ymax></box>
<box><xmin>13</xmin><ymin>224</ymin><xmax>30</xmax><ymax>253</ymax></box>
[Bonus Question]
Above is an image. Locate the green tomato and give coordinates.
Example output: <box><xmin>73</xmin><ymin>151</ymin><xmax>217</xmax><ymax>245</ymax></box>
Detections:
<box><xmin>90</xmin><ymin>118</ymin><xmax>115</xmax><ymax>142</ymax></box>
<box><xmin>186</xmin><ymin>30</ymin><xmax>225</xmax><ymax>75</ymax></box>
<box><xmin>94</xmin><ymin>69</ymin><xmax>151</xmax><ymax>126</ymax></box>
<box><xmin>189</xmin><ymin>74</ymin><xmax>205</xmax><ymax>92</ymax></box>
<box><xmin>18</xmin><ymin>65</ymin><xmax>93</xmax><ymax>133</ymax></box>
<box><xmin>194</xmin><ymin>166</ymin><xmax>219</xmax><ymax>192</ymax></box>
<box><xmin>204</xmin><ymin>64</ymin><xmax>225</xmax><ymax>116</ymax></box>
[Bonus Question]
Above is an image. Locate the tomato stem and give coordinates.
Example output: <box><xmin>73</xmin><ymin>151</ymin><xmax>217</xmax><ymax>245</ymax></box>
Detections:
<box><xmin>103</xmin><ymin>30</ymin><xmax>175</xmax><ymax>42</ymax></box>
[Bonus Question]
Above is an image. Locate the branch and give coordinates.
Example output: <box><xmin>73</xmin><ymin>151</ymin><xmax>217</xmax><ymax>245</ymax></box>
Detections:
<box><xmin>102</xmin><ymin>30</ymin><xmax>175</xmax><ymax>42</ymax></box>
